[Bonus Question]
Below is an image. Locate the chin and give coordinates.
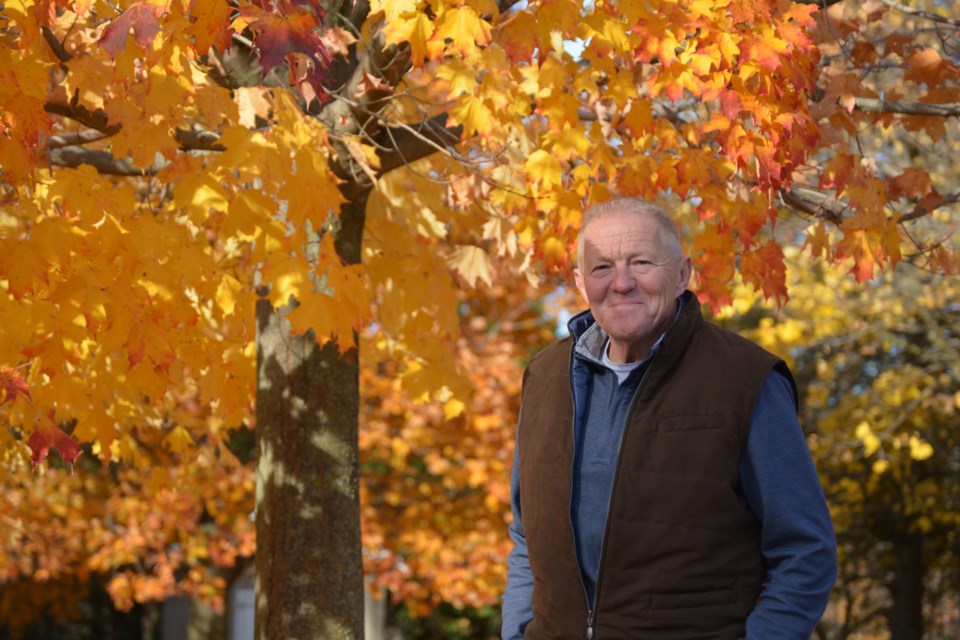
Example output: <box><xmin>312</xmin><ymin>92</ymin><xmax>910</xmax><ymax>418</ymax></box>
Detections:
<box><xmin>609</xmin><ymin>327</ymin><xmax>649</xmax><ymax>342</ymax></box>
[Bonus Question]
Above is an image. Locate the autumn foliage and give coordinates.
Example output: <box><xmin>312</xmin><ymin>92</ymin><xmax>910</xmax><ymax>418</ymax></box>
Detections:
<box><xmin>2</xmin><ymin>0</ymin><xmax>959</xmax><ymax>632</ymax></box>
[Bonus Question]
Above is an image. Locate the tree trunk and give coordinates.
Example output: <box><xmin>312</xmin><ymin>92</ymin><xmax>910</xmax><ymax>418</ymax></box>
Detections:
<box><xmin>887</xmin><ymin>530</ymin><xmax>924</xmax><ymax>640</ymax></box>
<box><xmin>255</xmin><ymin>307</ymin><xmax>363</xmax><ymax>639</ymax></box>
<box><xmin>254</xmin><ymin>191</ymin><xmax>369</xmax><ymax>639</ymax></box>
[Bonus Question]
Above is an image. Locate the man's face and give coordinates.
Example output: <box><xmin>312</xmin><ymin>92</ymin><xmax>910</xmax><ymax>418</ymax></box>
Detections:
<box><xmin>574</xmin><ymin>213</ymin><xmax>691</xmax><ymax>363</ymax></box>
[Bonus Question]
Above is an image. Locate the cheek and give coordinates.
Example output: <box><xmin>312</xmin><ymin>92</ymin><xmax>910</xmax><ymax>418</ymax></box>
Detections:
<box><xmin>582</xmin><ymin>280</ymin><xmax>605</xmax><ymax>304</ymax></box>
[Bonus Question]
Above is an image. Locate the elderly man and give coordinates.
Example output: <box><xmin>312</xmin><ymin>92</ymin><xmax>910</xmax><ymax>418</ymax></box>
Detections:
<box><xmin>502</xmin><ymin>198</ymin><xmax>836</xmax><ymax>640</ymax></box>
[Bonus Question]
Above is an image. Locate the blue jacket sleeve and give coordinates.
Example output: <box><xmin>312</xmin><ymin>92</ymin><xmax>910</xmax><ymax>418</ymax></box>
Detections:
<box><xmin>501</xmin><ymin>441</ymin><xmax>533</xmax><ymax>640</ymax></box>
<box><xmin>740</xmin><ymin>369</ymin><xmax>838</xmax><ymax>639</ymax></box>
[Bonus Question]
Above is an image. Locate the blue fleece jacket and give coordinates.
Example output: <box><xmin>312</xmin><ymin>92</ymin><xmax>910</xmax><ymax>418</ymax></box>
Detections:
<box><xmin>501</xmin><ymin>306</ymin><xmax>837</xmax><ymax>640</ymax></box>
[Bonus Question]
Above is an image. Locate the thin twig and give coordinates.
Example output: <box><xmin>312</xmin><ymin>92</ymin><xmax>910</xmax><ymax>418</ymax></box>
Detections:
<box><xmin>877</xmin><ymin>0</ymin><xmax>960</xmax><ymax>28</ymax></box>
<box><xmin>853</xmin><ymin>97</ymin><xmax>960</xmax><ymax>117</ymax></box>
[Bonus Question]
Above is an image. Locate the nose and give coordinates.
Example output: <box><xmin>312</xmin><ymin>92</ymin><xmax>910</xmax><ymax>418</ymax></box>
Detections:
<box><xmin>611</xmin><ymin>263</ymin><xmax>636</xmax><ymax>293</ymax></box>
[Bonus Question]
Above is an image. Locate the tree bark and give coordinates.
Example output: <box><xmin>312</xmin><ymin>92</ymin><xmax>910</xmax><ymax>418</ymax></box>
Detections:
<box><xmin>887</xmin><ymin>530</ymin><xmax>924</xmax><ymax>640</ymax></box>
<box><xmin>254</xmin><ymin>280</ymin><xmax>364</xmax><ymax>638</ymax></box>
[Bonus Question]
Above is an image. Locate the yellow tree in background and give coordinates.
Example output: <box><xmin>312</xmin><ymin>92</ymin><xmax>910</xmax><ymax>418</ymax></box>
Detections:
<box><xmin>720</xmin><ymin>249</ymin><xmax>960</xmax><ymax>640</ymax></box>
<box><xmin>2</xmin><ymin>0</ymin><xmax>959</xmax><ymax>637</ymax></box>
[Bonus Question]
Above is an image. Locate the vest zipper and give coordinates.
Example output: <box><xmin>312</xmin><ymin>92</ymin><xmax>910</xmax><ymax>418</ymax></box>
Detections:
<box><xmin>584</xmin><ymin>349</ymin><xmax>662</xmax><ymax>639</ymax></box>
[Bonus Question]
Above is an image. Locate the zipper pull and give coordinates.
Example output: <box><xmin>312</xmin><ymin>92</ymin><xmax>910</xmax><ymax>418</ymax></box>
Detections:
<box><xmin>585</xmin><ymin>610</ymin><xmax>594</xmax><ymax>640</ymax></box>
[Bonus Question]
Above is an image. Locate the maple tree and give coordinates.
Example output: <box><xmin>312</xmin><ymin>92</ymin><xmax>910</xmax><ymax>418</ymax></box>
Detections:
<box><xmin>2</xmin><ymin>0</ymin><xmax>959</xmax><ymax>637</ymax></box>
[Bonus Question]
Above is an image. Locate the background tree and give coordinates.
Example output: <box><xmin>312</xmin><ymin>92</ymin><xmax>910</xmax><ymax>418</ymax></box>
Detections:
<box><xmin>2</xmin><ymin>0</ymin><xmax>959</xmax><ymax>638</ymax></box>
<box><xmin>717</xmin><ymin>248</ymin><xmax>960</xmax><ymax>640</ymax></box>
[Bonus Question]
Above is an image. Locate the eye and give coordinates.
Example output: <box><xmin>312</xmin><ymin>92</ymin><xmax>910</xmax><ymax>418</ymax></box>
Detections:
<box><xmin>591</xmin><ymin>264</ymin><xmax>611</xmax><ymax>274</ymax></box>
<box><xmin>631</xmin><ymin>258</ymin><xmax>652</xmax><ymax>267</ymax></box>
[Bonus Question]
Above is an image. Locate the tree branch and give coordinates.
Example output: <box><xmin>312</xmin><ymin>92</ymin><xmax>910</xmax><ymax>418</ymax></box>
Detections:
<box><xmin>41</xmin><ymin>26</ymin><xmax>72</xmax><ymax>63</ymax></box>
<box><xmin>783</xmin><ymin>184</ymin><xmax>960</xmax><ymax>227</ymax></box>
<box><xmin>47</xmin><ymin>130</ymin><xmax>112</xmax><ymax>149</ymax></box>
<box><xmin>899</xmin><ymin>188</ymin><xmax>960</xmax><ymax>223</ymax></box>
<box><xmin>49</xmin><ymin>147</ymin><xmax>157</xmax><ymax>176</ymax></box>
<box><xmin>876</xmin><ymin>0</ymin><xmax>960</xmax><ymax>28</ymax></box>
<box><xmin>376</xmin><ymin>113</ymin><xmax>463</xmax><ymax>176</ymax></box>
<box><xmin>781</xmin><ymin>187</ymin><xmax>846</xmax><ymax>226</ymax></box>
<box><xmin>173</xmin><ymin>127</ymin><xmax>226</xmax><ymax>152</ymax></box>
<box><xmin>45</xmin><ymin>97</ymin><xmax>225</xmax><ymax>153</ymax></box>
<box><xmin>853</xmin><ymin>97</ymin><xmax>960</xmax><ymax>117</ymax></box>
<box><xmin>44</xmin><ymin>100</ymin><xmax>120</xmax><ymax>135</ymax></box>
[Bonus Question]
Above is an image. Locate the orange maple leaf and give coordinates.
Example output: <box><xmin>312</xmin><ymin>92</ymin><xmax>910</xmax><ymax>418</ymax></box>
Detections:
<box><xmin>804</xmin><ymin>221</ymin><xmax>831</xmax><ymax>260</ymax></box>
<box><xmin>98</xmin><ymin>1</ymin><xmax>165</xmax><ymax>58</ymax></box>
<box><xmin>838</xmin><ymin>229</ymin><xmax>880</xmax><ymax>283</ymax></box>
<box><xmin>905</xmin><ymin>48</ymin><xmax>959</xmax><ymax>88</ymax></box>
<box><xmin>0</xmin><ymin>366</ymin><xmax>30</xmax><ymax>406</ymax></box>
<box><xmin>187</xmin><ymin>0</ymin><xmax>233</xmax><ymax>54</ymax></box>
<box><xmin>888</xmin><ymin>168</ymin><xmax>932</xmax><ymax>200</ymax></box>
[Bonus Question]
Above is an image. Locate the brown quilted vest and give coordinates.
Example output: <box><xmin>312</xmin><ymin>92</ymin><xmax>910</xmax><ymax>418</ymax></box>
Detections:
<box><xmin>517</xmin><ymin>293</ymin><xmax>793</xmax><ymax>640</ymax></box>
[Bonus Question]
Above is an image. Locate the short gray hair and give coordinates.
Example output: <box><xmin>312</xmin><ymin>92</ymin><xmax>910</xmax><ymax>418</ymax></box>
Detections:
<box><xmin>577</xmin><ymin>198</ymin><xmax>684</xmax><ymax>267</ymax></box>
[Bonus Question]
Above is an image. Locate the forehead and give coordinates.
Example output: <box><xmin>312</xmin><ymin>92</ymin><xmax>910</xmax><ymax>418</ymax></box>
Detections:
<box><xmin>581</xmin><ymin>214</ymin><xmax>665</xmax><ymax>257</ymax></box>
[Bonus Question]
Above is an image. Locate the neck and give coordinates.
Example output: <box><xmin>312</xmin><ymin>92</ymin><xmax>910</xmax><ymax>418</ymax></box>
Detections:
<box><xmin>607</xmin><ymin>339</ymin><xmax>652</xmax><ymax>364</ymax></box>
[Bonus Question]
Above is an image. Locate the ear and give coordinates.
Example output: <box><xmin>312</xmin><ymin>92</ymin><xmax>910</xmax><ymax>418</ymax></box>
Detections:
<box><xmin>574</xmin><ymin>267</ymin><xmax>589</xmax><ymax>304</ymax></box>
<box><xmin>675</xmin><ymin>256</ymin><xmax>692</xmax><ymax>297</ymax></box>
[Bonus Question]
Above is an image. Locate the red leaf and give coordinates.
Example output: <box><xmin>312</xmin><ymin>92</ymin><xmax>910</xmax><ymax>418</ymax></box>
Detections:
<box><xmin>0</xmin><ymin>366</ymin><xmax>30</xmax><ymax>405</ymax></box>
<box><xmin>240</xmin><ymin>6</ymin><xmax>331</xmax><ymax>98</ymax></box>
<box><xmin>718</xmin><ymin>89</ymin><xmax>742</xmax><ymax>119</ymax></box>
<box><xmin>27</xmin><ymin>415</ymin><xmax>81</xmax><ymax>468</ymax></box>
<box><xmin>98</xmin><ymin>1</ymin><xmax>164</xmax><ymax>58</ymax></box>
<box><xmin>740</xmin><ymin>240</ymin><xmax>788</xmax><ymax>307</ymax></box>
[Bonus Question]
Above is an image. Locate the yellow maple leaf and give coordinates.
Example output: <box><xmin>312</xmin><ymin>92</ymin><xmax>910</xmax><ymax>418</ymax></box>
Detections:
<box><xmin>717</xmin><ymin>31</ymin><xmax>741</xmax><ymax>66</ymax></box>
<box><xmin>383</xmin><ymin>10</ymin><xmax>434</xmax><ymax>64</ymax></box>
<box><xmin>446</xmin><ymin>245</ymin><xmax>492</xmax><ymax>287</ymax></box>
<box><xmin>173</xmin><ymin>172</ymin><xmax>230</xmax><ymax>224</ymax></box>
<box><xmin>436</xmin><ymin>59</ymin><xmax>479</xmax><ymax>97</ymax></box>
<box><xmin>370</xmin><ymin>0</ymin><xmax>418</xmax><ymax>23</ymax></box>
<box><xmin>524</xmin><ymin>149</ymin><xmax>563</xmax><ymax>191</ymax></box>
<box><xmin>215</xmin><ymin>275</ymin><xmax>244</xmax><ymax>316</ymax></box>
<box><xmin>223</xmin><ymin>190</ymin><xmax>276</xmax><ymax>239</ymax></box>
<box><xmin>260</xmin><ymin>254</ymin><xmax>311</xmax><ymax>309</ymax></box>
<box><xmin>443</xmin><ymin>397</ymin><xmax>466</xmax><ymax>420</ymax></box>
<box><xmin>434</xmin><ymin>6</ymin><xmax>492</xmax><ymax>58</ymax></box>
<box><xmin>449</xmin><ymin>94</ymin><xmax>495</xmax><ymax>137</ymax></box>
<box><xmin>163</xmin><ymin>425</ymin><xmax>195</xmax><ymax>454</ymax></box>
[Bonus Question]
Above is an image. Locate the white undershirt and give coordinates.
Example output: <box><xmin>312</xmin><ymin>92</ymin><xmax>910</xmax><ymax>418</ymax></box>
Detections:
<box><xmin>601</xmin><ymin>340</ymin><xmax>644</xmax><ymax>384</ymax></box>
